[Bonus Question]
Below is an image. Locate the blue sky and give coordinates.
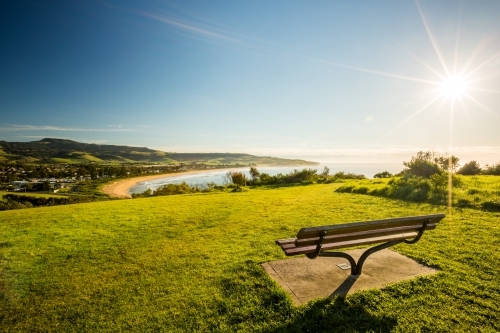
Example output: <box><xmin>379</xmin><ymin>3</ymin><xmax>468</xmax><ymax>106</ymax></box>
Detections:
<box><xmin>1</xmin><ymin>0</ymin><xmax>500</xmax><ymax>163</ymax></box>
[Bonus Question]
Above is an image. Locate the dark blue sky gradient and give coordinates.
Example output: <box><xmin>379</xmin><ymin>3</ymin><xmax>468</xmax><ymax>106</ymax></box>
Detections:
<box><xmin>1</xmin><ymin>1</ymin><xmax>500</xmax><ymax>163</ymax></box>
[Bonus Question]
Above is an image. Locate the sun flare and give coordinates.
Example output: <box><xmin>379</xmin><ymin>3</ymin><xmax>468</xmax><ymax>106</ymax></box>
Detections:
<box><xmin>440</xmin><ymin>75</ymin><xmax>469</xmax><ymax>98</ymax></box>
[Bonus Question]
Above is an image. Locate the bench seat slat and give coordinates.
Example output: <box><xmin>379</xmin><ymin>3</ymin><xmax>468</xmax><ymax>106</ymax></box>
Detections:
<box><xmin>275</xmin><ymin>238</ymin><xmax>296</xmax><ymax>246</ymax></box>
<box><xmin>296</xmin><ymin>214</ymin><xmax>445</xmax><ymax>239</ymax></box>
<box><xmin>284</xmin><ymin>232</ymin><xmax>419</xmax><ymax>256</ymax></box>
<box><xmin>295</xmin><ymin>223</ymin><xmax>437</xmax><ymax>247</ymax></box>
<box><xmin>278</xmin><ymin>243</ymin><xmax>297</xmax><ymax>250</ymax></box>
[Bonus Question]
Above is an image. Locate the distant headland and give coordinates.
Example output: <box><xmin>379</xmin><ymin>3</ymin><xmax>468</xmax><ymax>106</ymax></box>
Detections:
<box><xmin>0</xmin><ymin>138</ymin><xmax>319</xmax><ymax>166</ymax></box>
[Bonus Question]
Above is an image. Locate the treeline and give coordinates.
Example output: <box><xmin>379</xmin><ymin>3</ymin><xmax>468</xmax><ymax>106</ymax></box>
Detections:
<box><xmin>459</xmin><ymin>161</ymin><xmax>500</xmax><ymax>176</ymax></box>
<box><xmin>228</xmin><ymin>167</ymin><xmax>365</xmax><ymax>188</ymax></box>
<box><xmin>132</xmin><ymin>167</ymin><xmax>366</xmax><ymax>198</ymax></box>
<box><xmin>1</xmin><ymin>162</ymin><xmax>189</xmax><ymax>182</ymax></box>
<box><xmin>131</xmin><ymin>182</ymin><xmax>212</xmax><ymax>198</ymax></box>
<box><xmin>0</xmin><ymin>194</ymin><xmax>105</xmax><ymax>211</ymax></box>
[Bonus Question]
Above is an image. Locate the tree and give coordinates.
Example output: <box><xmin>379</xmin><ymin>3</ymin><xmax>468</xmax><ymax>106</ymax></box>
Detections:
<box><xmin>249</xmin><ymin>167</ymin><xmax>260</xmax><ymax>180</ymax></box>
<box><xmin>434</xmin><ymin>155</ymin><xmax>460</xmax><ymax>172</ymax></box>
<box><xmin>223</xmin><ymin>171</ymin><xmax>233</xmax><ymax>185</ymax></box>
<box><xmin>321</xmin><ymin>166</ymin><xmax>330</xmax><ymax>177</ymax></box>
<box><xmin>230</xmin><ymin>172</ymin><xmax>247</xmax><ymax>188</ymax></box>
<box><xmin>403</xmin><ymin>151</ymin><xmax>442</xmax><ymax>178</ymax></box>
<box><xmin>90</xmin><ymin>166</ymin><xmax>97</xmax><ymax>180</ymax></box>
<box><xmin>42</xmin><ymin>181</ymin><xmax>51</xmax><ymax>192</ymax></box>
<box><xmin>457</xmin><ymin>161</ymin><xmax>482</xmax><ymax>175</ymax></box>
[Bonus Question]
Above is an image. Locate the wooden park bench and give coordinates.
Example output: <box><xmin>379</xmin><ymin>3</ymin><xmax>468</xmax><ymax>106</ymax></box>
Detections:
<box><xmin>276</xmin><ymin>214</ymin><xmax>445</xmax><ymax>276</ymax></box>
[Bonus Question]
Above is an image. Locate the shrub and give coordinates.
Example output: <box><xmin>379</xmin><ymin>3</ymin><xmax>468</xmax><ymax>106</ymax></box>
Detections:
<box><xmin>353</xmin><ymin>187</ymin><xmax>369</xmax><ymax>194</ymax></box>
<box><xmin>457</xmin><ymin>161</ymin><xmax>482</xmax><ymax>175</ymax></box>
<box><xmin>0</xmin><ymin>199</ymin><xmax>32</xmax><ymax>211</ymax></box>
<box><xmin>374</xmin><ymin>171</ymin><xmax>393</xmax><ymax>178</ymax></box>
<box><xmin>388</xmin><ymin>177</ymin><xmax>431</xmax><ymax>202</ymax></box>
<box><xmin>0</xmin><ymin>194</ymin><xmax>96</xmax><ymax>210</ymax></box>
<box><xmin>331</xmin><ymin>171</ymin><xmax>365</xmax><ymax>180</ymax></box>
<box><xmin>457</xmin><ymin>199</ymin><xmax>472</xmax><ymax>208</ymax></box>
<box><xmin>335</xmin><ymin>185</ymin><xmax>355</xmax><ymax>193</ymax></box>
<box><xmin>132</xmin><ymin>182</ymin><xmax>202</xmax><ymax>197</ymax></box>
<box><xmin>481</xmin><ymin>201</ymin><xmax>500</xmax><ymax>212</ymax></box>
<box><xmin>153</xmin><ymin>182</ymin><xmax>197</xmax><ymax>196</ymax></box>
<box><xmin>482</xmin><ymin>163</ymin><xmax>500</xmax><ymax>175</ymax></box>
<box><xmin>369</xmin><ymin>187</ymin><xmax>389</xmax><ymax>196</ymax></box>
<box><xmin>468</xmin><ymin>188</ymin><xmax>481</xmax><ymax>195</ymax></box>
<box><xmin>230</xmin><ymin>172</ymin><xmax>247</xmax><ymax>188</ymax></box>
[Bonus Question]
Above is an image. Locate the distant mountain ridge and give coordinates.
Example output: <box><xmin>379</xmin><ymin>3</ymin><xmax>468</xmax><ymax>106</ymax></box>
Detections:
<box><xmin>0</xmin><ymin>138</ymin><xmax>318</xmax><ymax>166</ymax></box>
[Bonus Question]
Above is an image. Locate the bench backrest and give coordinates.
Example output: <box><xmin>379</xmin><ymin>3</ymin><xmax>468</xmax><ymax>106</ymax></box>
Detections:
<box><xmin>279</xmin><ymin>214</ymin><xmax>445</xmax><ymax>256</ymax></box>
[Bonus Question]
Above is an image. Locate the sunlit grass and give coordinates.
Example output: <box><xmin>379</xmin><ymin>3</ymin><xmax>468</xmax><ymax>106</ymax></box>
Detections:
<box><xmin>337</xmin><ymin>175</ymin><xmax>500</xmax><ymax>210</ymax></box>
<box><xmin>1</xmin><ymin>184</ymin><xmax>499</xmax><ymax>331</ymax></box>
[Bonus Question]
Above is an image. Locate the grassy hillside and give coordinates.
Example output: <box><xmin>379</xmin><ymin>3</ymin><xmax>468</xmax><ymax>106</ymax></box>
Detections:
<box><xmin>335</xmin><ymin>175</ymin><xmax>500</xmax><ymax>211</ymax></box>
<box><xmin>1</xmin><ymin>184</ymin><xmax>499</xmax><ymax>331</ymax></box>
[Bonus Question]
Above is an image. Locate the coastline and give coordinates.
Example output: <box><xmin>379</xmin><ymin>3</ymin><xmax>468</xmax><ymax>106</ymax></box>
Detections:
<box><xmin>101</xmin><ymin>168</ymin><xmax>242</xmax><ymax>198</ymax></box>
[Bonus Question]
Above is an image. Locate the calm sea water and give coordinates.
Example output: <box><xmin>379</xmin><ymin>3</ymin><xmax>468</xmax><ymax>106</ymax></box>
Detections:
<box><xmin>128</xmin><ymin>163</ymin><xmax>403</xmax><ymax>194</ymax></box>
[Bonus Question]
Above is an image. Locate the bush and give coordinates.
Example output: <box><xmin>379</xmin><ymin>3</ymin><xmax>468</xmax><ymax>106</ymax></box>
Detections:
<box><xmin>248</xmin><ymin>167</ymin><xmax>365</xmax><ymax>187</ymax></box>
<box><xmin>374</xmin><ymin>171</ymin><xmax>393</xmax><ymax>178</ymax></box>
<box><xmin>133</xmin><ymin>182</ymin><xmax>203</xmax><ymax>198</ymax></box>
<box><xmin>403</xmin><ymin>159</ymin><xmax>442</xmax><ymax>178</ymax></box>
<box><xmin>482</xmin><ymin>163</ymin><xmax>500</xmax><ymax>175</ymax></box>
<box><xmin>369</xmin><ymin>187</ymin><xmax>390</xmax><ymax>196</ymax></box>
<box><xmin>352</xmin><ymin>187</ymin><xmax>369</xmax><ymax>194</ymax></box>
<box><xmin>457</xmin><ymin>199</ymin><xmax>472</xmax><ymax>208</ymax></box>
<box><xmin>153</xmin><ymin>182</ymin><xmax>198</xmax><ymax>196</ymax></box>
<box><xmin>335</xmin><ymin>185</ymin><xmax>355</xmax><ymax>193</ymax></box>
<box><xmin>481</xmin><ymin>201</ymin><xmax>500</xmax><ymax>212</ymax></box>
<box><xmin>388</xmin><ymin>177</ymin><xmax>431</xmax><ymax>202</ymax></box>
<box><xmin>0</xmin><ymin>199</ymin><xmax>32</xmax><ymax>211</ymax></box>
<box><xmin>331</xmin><ymin>171</ymin><xmax>365</xmax><ymax>180</ymax></box>
<box><xmin>0</xmin><ymin>194</ymin><xmax>97</xmax><ymax>210</ymax></box>
<box><xmin>468</xmin><ymin>188</ymin><xmax>481</xmax><ymax>195</ymax></box>
<box><xmin>230</xmin><ymin>172</ymin><xmax>247</xmax><ymax>188</ymax></box>
<box><xmin>457</xmin><ymin>161</ymin><xmax>482</xmax><ymax>175</ymax></box>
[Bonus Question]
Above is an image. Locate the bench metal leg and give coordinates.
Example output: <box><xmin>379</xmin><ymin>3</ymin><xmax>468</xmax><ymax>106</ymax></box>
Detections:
<box><xmin>316</xmin><ymin>251</ymin><xmax>359</xmax><ymax>275</ymax></box>
<box><xmin>354</xmin><ymin>240</ymin><xmax>402</xmax><ymax>275</ymax></box>
<box><xmin>307</xmin><ymin>220</ymin><xmax>430</xmax><ymax>275</ymax></box>
<box><xmin>317</xmin><ymin>240</ymin><xmax>402</xmax><ymax>275</ymax></box>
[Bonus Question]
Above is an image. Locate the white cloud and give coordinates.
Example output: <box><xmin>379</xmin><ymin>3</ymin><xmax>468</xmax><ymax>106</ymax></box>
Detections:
<box><xmin>1</xmin><ymin>124</ymin><xmax>140</xmax><ymax>132</ymax></box>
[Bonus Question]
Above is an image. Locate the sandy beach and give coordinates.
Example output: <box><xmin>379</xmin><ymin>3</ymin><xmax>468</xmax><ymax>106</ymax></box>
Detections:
<box><xmin>102</xmin><ymin>168</ymin><xmax>239</xmax><ymax>198</ymax></box>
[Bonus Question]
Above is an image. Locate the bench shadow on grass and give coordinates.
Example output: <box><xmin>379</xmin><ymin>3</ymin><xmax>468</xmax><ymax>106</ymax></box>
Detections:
<box><xmin>220</xmin><ymin>261</ymin><xmax>397</xmax><ymax>332</ymax></box>
<box><xmin>264</xmin><ymin>293</ymin><xmax>397</xmax><ymax>333</ymax></box>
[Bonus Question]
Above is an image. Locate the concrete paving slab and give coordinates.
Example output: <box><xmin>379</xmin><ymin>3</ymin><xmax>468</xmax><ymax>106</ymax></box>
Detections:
<box><xmin>262</xmin><ymin>249</ymin><xmax>437</xmax><ymax>305</ymax></box>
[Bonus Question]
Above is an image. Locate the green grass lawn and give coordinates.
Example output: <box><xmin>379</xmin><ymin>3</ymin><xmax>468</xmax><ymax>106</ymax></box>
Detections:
<box><xmin>1</xmin><ymin>184</ymin><xmax>499</xmax><ymax>332</ymax></box>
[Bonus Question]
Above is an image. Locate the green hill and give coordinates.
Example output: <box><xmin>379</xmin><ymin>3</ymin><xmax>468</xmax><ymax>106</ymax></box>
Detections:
<box><xmin>0</xmin><ymin>184</ymin><xmax>498</xmax><ymax>331</ymax></box>
<box><xmin>0</xmin><ymin>138</ymin><xmax>317</xmax><ymax>166</ymax></box>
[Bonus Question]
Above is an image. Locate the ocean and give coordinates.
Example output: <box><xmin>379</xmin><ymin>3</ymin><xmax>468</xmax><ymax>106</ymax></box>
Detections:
<box><xmin>128</xmin><ymin>163</ymin><xmax>403</xmax><ymax>195</ymax></box>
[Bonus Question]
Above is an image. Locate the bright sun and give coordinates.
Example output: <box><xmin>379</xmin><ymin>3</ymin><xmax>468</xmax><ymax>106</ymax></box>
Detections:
<box><xmin>440</xmin><ymin>75</ymin><xmax>469</xmax><ymax>98</ymax></box>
